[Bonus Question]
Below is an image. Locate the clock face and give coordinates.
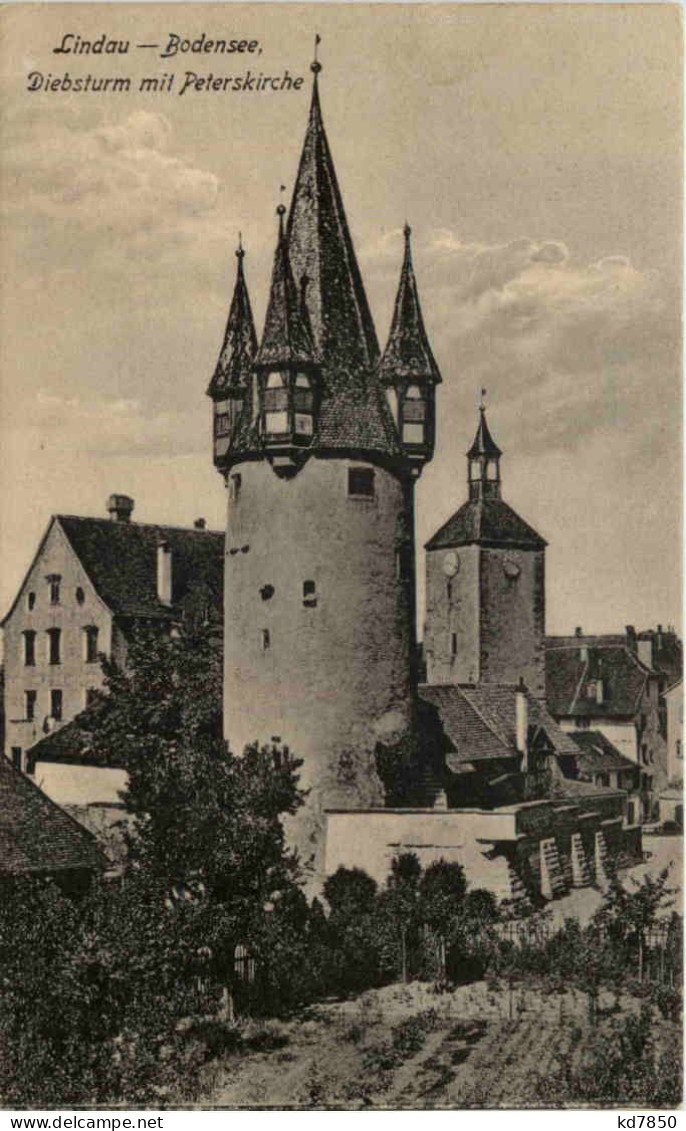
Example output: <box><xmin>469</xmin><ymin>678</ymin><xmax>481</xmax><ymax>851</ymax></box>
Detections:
<box><xmin>443</xmin><ymin>551</ymin><xmax>460</xmax><ymax>578</ymax></box>
<box><xmin>503</xmin><ymin>556</ymin><xmax>521</xmax><ymax>580</ymax></box>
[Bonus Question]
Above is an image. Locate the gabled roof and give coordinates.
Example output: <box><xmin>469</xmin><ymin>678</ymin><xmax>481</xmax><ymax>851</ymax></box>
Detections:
<box><xmin>58</xmin><ymin>516</ymin><xmax>224</xmax><ymax>619</ymax></box>
<box><xmin>545</xmin><ymin>643</ymin><xmax>650</xmax><ymax>719</ymax></box>
<box><xmin>425</xmin><ymin>498</ymin><xmax>546</xmax><ymax>551</ymax></box>
<box><xmin>467</xmin><ymin>407</ymin><xmax>502</xmax><ymax>459</ymax></box>
<box><xmin>378</xmin><ymin>225</ymin><xmax>441</xmax><ymax>387</ymax></box>
<box><xmin>419</xmin><ymin>682</ymin><xmax>580</xmax><ymax>767</ymax></box>
<box><xmin>287</xmin><ymin>70</ymin><xmax>379</xmax><ymax>373</ymax></box>
<box><xmin>0</xmin><ymin>757</ymin><xmax>107</xmax><ymax>876</ymax></box>
<box><xmin>207</xmin><ymin>244</ymin><xmax>258</xmax><ymax>398</ymax></box>
<box><xmin>569</xmin><ymin>730</ymin><xmax>639</xmax><ymax>774</ymax></box>
<box><xmin>255</xmin><ymin>207</ymin><xmax>317</xmax><ymax>369</ymax></box>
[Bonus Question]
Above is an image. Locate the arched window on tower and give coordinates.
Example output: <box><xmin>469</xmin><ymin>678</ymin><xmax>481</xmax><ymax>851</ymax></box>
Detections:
<box><xmin>402</xmin><ymin>385</ymin><xmax>426</xmax><ymax>446</ymax></box>
<box><xmin>386</xmin><ymin>387</ymin><xmax>399</xmax><ymax>428</ymax></box>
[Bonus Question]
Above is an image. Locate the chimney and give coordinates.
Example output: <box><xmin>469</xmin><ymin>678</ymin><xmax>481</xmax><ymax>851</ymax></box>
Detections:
<box><xmin>194</xmin><ymin>518</ymin><xmax>207</xmax><ymax>530</ymax></box>
<box><xmin>107</xmin><ymin>494</ymin><xmax>134</xmax><ymax>523</ymax></box>
<box><xmin>574</xmin><ymin>626</ymin><xmax>583</xmax><ymax>638</ymax></box>
<box><xmin>516</xmin><ymin>677</ymin><xmax>528</xmax><ymax>771</ymax></box>
<box><xmin>157</xmin><ymin>539</ymin><xmax>172</xmax><ymax>606</ymax></box>
<box><xmin>625</xmin><ymin>625</ymin><xmax>637</xmax><ymax>650</ymax></box>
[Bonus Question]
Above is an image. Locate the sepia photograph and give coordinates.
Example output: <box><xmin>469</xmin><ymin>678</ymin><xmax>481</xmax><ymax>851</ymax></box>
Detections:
<box><xmin>0</xmin><ymin>2</ymin><xmax>682</xmax><ymax>1110</ymax></box>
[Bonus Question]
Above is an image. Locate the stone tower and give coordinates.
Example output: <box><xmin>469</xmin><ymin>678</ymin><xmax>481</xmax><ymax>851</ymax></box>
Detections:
<box><xmin>207</xmin><ymin>61</ymin><xmax>441</xmax><ymax>881</ymax></box>
<box><xmin>423</xmin><ymin>404</ymin><xmax>547</xmax><ymax>696</ymax></box>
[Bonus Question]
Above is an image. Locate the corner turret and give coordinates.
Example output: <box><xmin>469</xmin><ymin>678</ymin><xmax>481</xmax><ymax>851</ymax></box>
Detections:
<box><xmin>207</xmin><ymin>238</ymin><xmax>257</xmax><ymax>469</ymax></box>
<box><xmin>378</xmin><ymin>224</ymin><xmax>441</xmax><ymax>474</ymax></box>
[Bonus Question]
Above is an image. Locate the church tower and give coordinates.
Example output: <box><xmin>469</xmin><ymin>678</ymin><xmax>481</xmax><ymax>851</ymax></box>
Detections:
<box><xmin>423</xmin><ymin>403</ymin><xmax>547</xmax><ymax>696</ymax></box>
<box><xmin>209</xmin><ymin>58</ymin><xmax>440</xmax><ymax>880</ymax></box>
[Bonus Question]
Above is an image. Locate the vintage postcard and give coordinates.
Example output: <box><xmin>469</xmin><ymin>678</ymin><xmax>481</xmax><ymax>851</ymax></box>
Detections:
<box><xmin>0</xmin><ymin>2</ymin><xmax>682</xmax><ymax>1111</ymax></box>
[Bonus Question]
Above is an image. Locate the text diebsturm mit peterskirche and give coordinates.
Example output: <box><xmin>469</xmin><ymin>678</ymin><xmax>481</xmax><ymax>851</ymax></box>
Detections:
<box><xmin>26</xmin><ymin>32</ymin><xmax>306</xmax><ymax>95</ymax></box>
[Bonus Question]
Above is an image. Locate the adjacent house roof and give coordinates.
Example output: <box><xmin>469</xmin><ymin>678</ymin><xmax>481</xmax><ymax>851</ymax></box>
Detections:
<box><xmin>56</xmin><ymin>516</ymin><xmax>224</xmax><ymax>620</ymax></box>
<box><xmin>425</xmin><ymin>498</ymin><xmax>546</xmax><ymax>551</ymax></box>
<box><xmin>26</xmin><ymin>705</ymin><xmax>124</xmax><ymax>769</ymax></box>
<box><xmin>568</xmin><ymin>730</ymin><xmax>639</xmax><ymax>775</ymax></box>
<box><xmin>378</xmin><ymin>224</ymin><xmax>442</xmax><ymax>387</ymax></box>
<box><xmin>419</xmin><ymin>682</ymin><xmax>580</xmax><ymax>768</ymax></box>
<box><xmin>207</xmin><ymin>243</ymin><xmax>258</xmax><ymax>399</ymax></box>
<box><xmin>0</xmin><ymin>756</ymin><xmax>107</xmax><ymax>876</ymax></box>
<box><xmin>545</xmin><ymin>642</ymin><xmax>651</xmax><ymax>720</ymax></box>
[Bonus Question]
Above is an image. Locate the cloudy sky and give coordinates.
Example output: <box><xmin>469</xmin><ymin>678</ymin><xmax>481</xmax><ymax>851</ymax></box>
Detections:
<box><xmin>0</xmin><ymin>3</ymin><xmax>681</xmax><ymax>634</ymax></box>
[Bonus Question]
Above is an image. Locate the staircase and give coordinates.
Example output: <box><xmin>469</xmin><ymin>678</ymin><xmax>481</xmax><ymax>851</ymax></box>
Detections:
<box><xmin>570</xmin><ymin>832</ymin><xmax>592</xmax><ymax>888</ymax></box>
<box><xmin>539</xmin><ymin>837</ymin><xmax>567</xmax><ymax>900</ymax></box>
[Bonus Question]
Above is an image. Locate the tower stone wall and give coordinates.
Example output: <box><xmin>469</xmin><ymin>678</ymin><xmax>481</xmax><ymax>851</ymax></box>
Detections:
<box><xmin>223</xmin><ymin>456</ymin><xmax>416</xmax><ymax>881</ymax></box>
<box><xmin>424</xmin><ymin>544</ymin><xmax>481</xmax><ymax>684</ymax></box>
<box><xmin>479</xmin><ymin>547</ymin><xmax>546</xmax><ymax>695</ymax></box>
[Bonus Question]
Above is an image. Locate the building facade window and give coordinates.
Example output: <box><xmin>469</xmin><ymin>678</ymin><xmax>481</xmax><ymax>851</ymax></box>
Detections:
<box><xmin>83</xmin><ymin>625</ymin><xmax>99</xmax><ymax>663</ymax></box>
<box><xmin>451</xmin><ymin>632</ymin><xmax>458</xmax><ymax>660</ymax></box>
<box><xmin>47</xmin><ymin>628</ymin><xmax>61</xmax><ymax>665</ymax></box>
<box><xmin>50</xmin><ymin>689</ymin><xmax>63</xmax><ymax>721</ymax></box>
<box><xmin>23</xmin><ymin>630</ymin><xmax>36</xmax><ymax>666</ymax></box>
<box><xmin>261</xmin><ymin>629</ymin><xmax>271</xmax><ymax>651</ymax></box>
<box><xmin>677</xmin><ymin>739</ymin><xmax>682</xmax><ymax>760</ymax></box>
<box><xmin>84</xmin><ymin>687</ymin><xmax>98</xmax><ymax>710</ymax></box>
<box><xmin>48</xmin><ymin>575</ymin><xmax>61</xmax><ymax>605</ymax></box>
<box><xmin>75</xmin><ymin>586</ymin><xmax>85</xmax><ymax>605</ymax></box>
<box><xmin>11</xmin><ymin>748</ymin><xmax>22</xmax><ymax>772</ymax></box>
<box><xmin>26</xmin><ymin>591</ymin><xmax>36</xmax><ymax>611</ymax></box>
<box><xmin>303</xmin><ymin>580</ymin><xmax>317</xmax><ymax>608</ymax></box>
<box><xmin>348</xmin><ymin>467</ymin><xmax>375</xmax><ymax>498</ymax></box>
<box><xmin>25</xmin><ymin>690</ymin><xmax>37</xmax><ymax>721</ymax></box>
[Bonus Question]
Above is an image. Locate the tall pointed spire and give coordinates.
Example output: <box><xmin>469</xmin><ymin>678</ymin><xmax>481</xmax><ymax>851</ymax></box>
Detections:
<box><xmin>378</xmin><ymin>224</ymin><xmax>442</xmax><ymax>386</ymax></box>
<box><xmin>286</xmin><ymin>52</ymin><xmax>379</xmax><ymax>372</ymax></box>
<box><xmin>207</xmin><ymin>237</ymin><xmax>257</xmax><ymax>398</ymax></box>
<box><xmin>256</xmin><ymin>205</ymin><xmax>317</xmax><ymax>368</ymax></box>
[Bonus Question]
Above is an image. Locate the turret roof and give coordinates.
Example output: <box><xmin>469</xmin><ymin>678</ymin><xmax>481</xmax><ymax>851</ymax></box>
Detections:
<box><xmin>207</xmin><ymin>243</ymin><xmax>257</xmax><ymax>398</ymax></box>
<box><xmin>255</xmin><ymin>207</ymin><xmax>317</xmax><ymax>368</ymax></box>
<box><xmin>425</xmin><ymin>498</ymin><xmax>546</xmax><ymax>551</ymax></box>
<box><xmin>467</xmin><ymin>407</ymin><xmax>502</xmax><ymax>459</ymax></box>
<box><xmin>378</xmin><ymin>225</ymin><xmax>442</xmax><ymax>386</ymax></box>
<box><xmin>287</xmin><ymin>71</ymin><xmax>379</xmax><ymax>372</ymax></box>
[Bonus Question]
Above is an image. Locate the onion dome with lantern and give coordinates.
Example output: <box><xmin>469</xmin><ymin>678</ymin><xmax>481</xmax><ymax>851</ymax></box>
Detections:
<box><xmin>378</xmin><ymin>223</ymin><xmax>442</xmax><ymax>473</ymax></box>
<box><xmin>207</xmin><ymin>237</ymin><xmax>258</xmax><ymax>468</ymax></box>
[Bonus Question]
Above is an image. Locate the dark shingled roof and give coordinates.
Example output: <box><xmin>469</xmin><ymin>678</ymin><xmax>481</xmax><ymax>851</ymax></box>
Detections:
<box><xmin>419</xmin><ymin>683</ymin><xmax>579</xmax><ymax>767</ymax></box>
<box><xmin>467</xmin><ymin>408</ymin><xmax>502</xmax><ymax>459</ymax></box>
<box><xmin>57</xmin><ymin>516</ymin><xmax>224</xmax><ymax>619</ymax></box>
<box><xmin>207</xmin><ymin>245</ymin><xmax>258</xmax><ymax>399</ymax></box>
<box><xmin>378</xmin><ymin>225</ymin><xmax>441</xmax><ymax>387</ymax></box>
<box><xmin>569</xmin><ymin>730</ymin><xmax>639</xmax><ymax>774</ymax></box>
<box><xmin>545</xmin><ymin>644</ymin><xmax>650</xmax><ymax>719</ymax></box>
<box><xmin>255</xmin><ymin>209</ymin><xmax>317</xmax><ymax>369</ymax></box>
<box><xmin>0</xmin><ymin>756</ymin><xmax>107</xmax><ymax>875</ymax></box>
<box><xmin>287</xmin><ymin>73</ymin><xmax>379</xmax><ymax>372</ymax></box>
<box><xmin>228</xmin><ymin>71</ymin><xmax>402</xmax><ymax>465</ymax></box>
<box><xmin>425</xmin><ymin>498</ymin><xmax>546</xmax><ymax>551</ymax></box>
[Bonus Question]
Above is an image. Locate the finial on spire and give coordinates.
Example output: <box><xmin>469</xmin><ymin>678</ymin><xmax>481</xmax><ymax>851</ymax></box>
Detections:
<box><xmin>236</xmin><ymin>232</ymin><xmax>245</xmax><ymax>260</ymax></box>
<box><xmin>276</xmin><ymin>202</ymin><xmax>286</xmax><ymax>237</ymax></box>
<box><xmin>479</xmin><ymin>386</ymin><xmax>487</xmax><ymax>413</ymax></box>
<box><xmin>403</xmin><ymin>222</ymin><xmax>412</xmax><ymax>241</ymax></box>
<box><xmin>311</xmin><ymin>33</ymin><xmax>322</xmax><ymax>74</ymax></box>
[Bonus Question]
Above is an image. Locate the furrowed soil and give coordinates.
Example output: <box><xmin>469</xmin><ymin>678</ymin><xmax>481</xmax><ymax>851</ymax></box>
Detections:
<box><xmin>197</xmin><ymin>979</ymin><xmax>679</xmax><ymax>1109</ymax></box>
